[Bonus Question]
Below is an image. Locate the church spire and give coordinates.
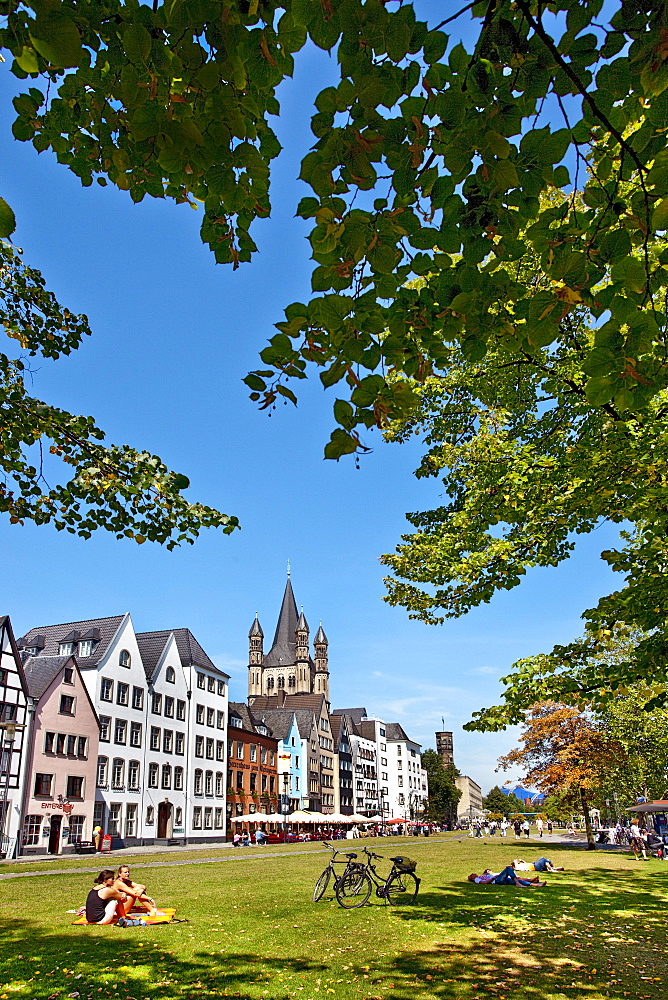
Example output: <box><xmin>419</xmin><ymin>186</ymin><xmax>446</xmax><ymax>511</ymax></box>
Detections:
<box><xmin>263</xmin><ymin>576</ymin><xmax>299</xmax><ymax>667</ymax></box>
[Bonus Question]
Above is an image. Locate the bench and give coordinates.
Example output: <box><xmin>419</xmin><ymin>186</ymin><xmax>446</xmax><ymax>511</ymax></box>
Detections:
<box><xmin>73</xmin><ymin>841</ymin><xmax>96</xmax><ymax>854</ymax></box>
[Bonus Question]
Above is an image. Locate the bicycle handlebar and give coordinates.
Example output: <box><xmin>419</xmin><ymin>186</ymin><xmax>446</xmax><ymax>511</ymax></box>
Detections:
<box><xmin>363</xmin><ymin>847</ymin><xmax>384</xmax><ymax>860</ymax></box>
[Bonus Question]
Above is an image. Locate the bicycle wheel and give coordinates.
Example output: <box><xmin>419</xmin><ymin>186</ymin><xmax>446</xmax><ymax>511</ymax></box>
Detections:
<box><xmin>313</xmin><ymin>867</ymin><xmax>331</xmax><ymax>902</ymax></box>
<box><xmin>385</xmin><ymin>870</ymin><xmax>419</xmax><ymax>905</ymax></box>
<box><xmin>335</xmin><ymin>870</ymin><xmax>372</xmax><ymax>909</ymax></box>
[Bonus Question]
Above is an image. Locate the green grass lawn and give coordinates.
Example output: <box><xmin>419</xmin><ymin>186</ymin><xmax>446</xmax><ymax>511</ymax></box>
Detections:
<box><xmin>1</xmin><ymin>837</ymin><xmax>666</xmax><ymax>1000</ymax></box>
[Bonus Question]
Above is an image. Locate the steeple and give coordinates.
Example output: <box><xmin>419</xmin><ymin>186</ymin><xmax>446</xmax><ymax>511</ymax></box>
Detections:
<box><xmin>247</xmin><ymin>614</ymin><xmax>264</xmax><ymax>699</ymax></box>
<box><xmin>264</xmin><ymin>576</ymin><xmax>299</xmax><ymax>667</ymax></box>
<box><xmin>314</xmin><ymin>620</ymin><xmax>329</xmax><ymax>702</ymax></box>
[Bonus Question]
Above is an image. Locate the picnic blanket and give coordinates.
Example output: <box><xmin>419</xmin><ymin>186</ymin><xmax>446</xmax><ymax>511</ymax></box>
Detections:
<box><xmin>73</xmin><ymin>907</ymin><xmax>177</xmax><ymax>925</ymax></box>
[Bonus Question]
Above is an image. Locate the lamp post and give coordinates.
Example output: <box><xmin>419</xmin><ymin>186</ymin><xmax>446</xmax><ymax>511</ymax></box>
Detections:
<box><xmin>613</xmin><ymin>791</ymin><xmax>619</xmax><ymax>825</ymax></box>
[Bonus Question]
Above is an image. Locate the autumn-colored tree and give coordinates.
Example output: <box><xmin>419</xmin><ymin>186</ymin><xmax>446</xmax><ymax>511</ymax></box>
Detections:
<box><xmin>497</xmin><ymin>702</ymin><xmax>628</xmax><ymax>850</ymax></box>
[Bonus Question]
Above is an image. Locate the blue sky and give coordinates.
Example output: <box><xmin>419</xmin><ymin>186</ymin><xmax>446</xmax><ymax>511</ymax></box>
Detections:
<box><xmin>0</xmin><ymin>7</ymin><xmax>623</xmax><ymax>792</ymax></box>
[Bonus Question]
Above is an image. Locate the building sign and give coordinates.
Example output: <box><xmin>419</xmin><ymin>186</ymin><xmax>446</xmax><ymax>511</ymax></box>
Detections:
<box><xmin>278</xmin><ymin>754</ymin><xmax>291</xmax><ymax>760</ymax></box>
<box><xmin>101</xmin><ymin>834</ymin><xmax>112</xmax><ymax>853</ymax></box>
<box><xmin>41</xmin><ymin>801</ymin><xmax>74</xmax><ymax>814</ymax></box>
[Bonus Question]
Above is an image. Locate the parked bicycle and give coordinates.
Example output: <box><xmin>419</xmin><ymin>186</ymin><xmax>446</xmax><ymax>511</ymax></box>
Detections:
<box><xmin>335</xmin><ymin>846</ymin><xmax>420</xmax><ymax>908</ymax></box>
<box><xmin>313</xmin><ymin>842</ymin><xmax>366</xmax><ymax>902</ymax></box>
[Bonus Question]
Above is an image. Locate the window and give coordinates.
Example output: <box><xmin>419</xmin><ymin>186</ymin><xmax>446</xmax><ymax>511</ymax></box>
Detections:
<box><xmin>197</xmin><ymin>673</ymin><xmax>205</xmax><ymax>690</ymax></box>
<box><xmin>176</xmin><ymin>699</ymin><xmax>186</xmax><ymax>721</ymax></box>
<box><xmin>59</xmin><ymin>642</ymin><xmax>74</xmax><ymax>656</ymax></box>
<box><xmin>195</xmin><ymin>735</ymin><xmax>204</xmax><ymax>757</ymax></box>
<box><xmin>194</xmin><ymin>769</ymin><xmax>203</xmax><ymax>794</ymax></box>
<box><xmin>250</xmin><ymin>744</ymin><xmax>257</xmax><ymax>762</ymax></box>
<box><xmin>261</xmin><ymin>774</ymin><xmax>267</xmax><ymax>793</ymax></box>
<box><xmin>162</xmin><ymin>764</ymin><xmax>172</xmax><ymax>789</ymax></box>
<box><xmin>207</xmin><ymin>707</ymin><xmax>215</xmax><ymax>727</ymax></box>
<box><xmin>22</xmin><ymin>814</ymin><xmax>42</xmax><ymax>847</ymax></box>
<box><xmin>67</xmin><ymin>735</ymin><xmax>76</xmax><ymax>756</ymax></box>
<box><xmin>55</xmin><ymin>734</ymin><xmax>64</xmax><ymax>753</ymax></box>
<box><xmin>34</xmin><ymin>773</ymin><xmax>52</xmax><ymax>796</ymax></box>
<box><xmin>205</xmin><ymin>770</ymin><xmax>213</xmax><ymax>796</ymax></box>
<box><xmin>164</xmin><ymin>696</ymin><xmax>174</xmax><ymax>718</ymax></box>
<box><xmin>380</xmin><ymin>728</ymin><xmax>386</xmax><ymax>737</ymax></box>
<box><xmin>148</xmin><ymin>763</ymin><xmax>158</xmax><ymax>788</ymax></box>
<box><xmin>119</xmin><ymin>650</ymin><xmax>131</xmax><ymax>667</ymax></box>
<box><xmin>130</xmin><ymin>722</ymin><xmax>142</xmax><ymax>748</ymax></box>
<box><xmin>206</xmin><ymin>738</ymin><xmax>214</xmax><ymax>759</ymax></box>
<box><xmin>166</xmin><ymin>666</ymin><xmax>176</xmax><ymax>683</ymax></box>
<box><xmin>114</xmin><ymin>719</ymin><xmax>127</xmax><ymax>745</ymax></box>
<box><xmin>270</xmin><ymin>751</ymin><xmax>275</xmax><ymax>766</ymax></box>
<box><xmin>108</xmin><ymin>803</ymin><xmax>122</xmax><ymax>837</ymax></box>
<box><xmin>382</xmin><ymin>772</ymin><xmax>388</xmax><ymax>781</ymax></box>
<box><xmin>101</xmin><ymin>678</ymin><xmax>113</xmax><ymax>702</ymax></box>
<box><xmin>208</xmin><ymin>677</ymin><xmax>215</xmax><ymax>693</ymax></box>
<box><xmin>146</xmin><ymin>806</ymin><xmax>154</xmax><ymax>825</ymax></box>
<box><xmin>63</xmin><ymin>667</ymin><xmax>74</xmax><ymax>684</ymax></box>
<box><xmin>196</xmin><ymin>704</ymin><xmax>205</xmax><ymax>724</ymax></box>
<box><xmin>237</xmin><ymin>741</ymin><xmax>244</xmax><ymax>760</ymax></box>
<box><xmin>128</xmin><ymin>760</ymin><xmax>140</xmax><ymax>790</ymax></box>
<box><xmin>295</xmin><ymin>776</ymin><xmax>300</xmax><ymax>791</ymax></box>
<box><xmin>215</xmin><ymin>772</ymin><xmax>223</xmax><ymax>796</ymax></box>
<box><xmin>230</xmin><ymin>714</ymin><xmax>242</xmax><ymax>728</ymax></box>
<box><xmin>125</xmin><ymin>803</ymin><xmax>137</xmax><ymax>838</ymax></box>
<box><xmin>236</xmin><ymin>770</ymin><xmax>244</xmax><ymax>791</ymax></box>
<box><xmin>295</xmin><ymin>755</ymin><xmax>300</xmax><ymax>769</ymax></box>
<box><xmin>175</xmin><ymin>806</ymin><xmax>183</xmax><ymax>826</ymax></box>
<box><xmin>381</xmin><ymin>757</ymin><xmax>387</xmax><ymax>766</ymax></box>
<box><xmin>77</xmin><ymin>736</ymin><xmax>87</xmax><ymax>757</ymax></box>
<box><xmin>193</xmin><ymin>806</ymin><xmax>202</xmax><ymax>828</ymax></box>
<box><xmin>67</xmin><ymin>775</ymin><xmax>84</xmax><ymax>799</ymax></box>
<box><xmin>152</xmin><ymin>693</ymin><xmax>162</xmax><ymax>715</ymax></box>
<box><xmin>132</xmin><ymin>686</ymin><xmax>144</xmax><ymax>710</ymax></box>
<box><xmin>163</xmin><ymin>730</ymin><xmax>173</xmax><ymax>753</ymax></box>
<box><xmin>78</xmin><ymin>639</ymin><xmax>92</xmax><ymax>658</ymax></box>
<box><xmin>215</xmin><ymin>807</ymin><xmax>223</xmax><ymax>829</ymax></box>
<box><xmin>117</xmin><ymin>682</ymin><xmax>129</xmax><ymax>706</ymax></box>
<box><xmin>397</xmin><ymin>745</ymin><xmax>402</xmax><ymax>753</ymax></box>
<box><xmin>109</xmin><ymin>758</ymin><xmax>124</xmax><ymax>790</ymax></box>
<box><xmin>175</xmin><ymin>732</ymin><xmax>185</xmax><ymax>755</ymax></box>
<box><xmin>270</xmin><ymin>776</ymin><xmax>275</xmax><ymax>794</ymax></box>
<box><xmin>217</xmin><ymin>680</ymin><xmax>225</xmax><ymax>696</ymax></box>
<box><xmin>398</xmin><ymin>776</ymin><xmax>403</xmax><ymax>787</ymax></box>
<box><xmin>216</xmin><ymin>740</ymin><xmax>224</xmax><ymax>761</ymax></box>
<box><xmin>97</xmin><ymin>757</ymin><xmax>108</xmax><ymax>787</ymax></box>
<box><xmin>217</xmin><ymin>710</ymin><xmax>225</xmax><ymax>730</ymax></box>
<box><xmin>150</xmin><ymin>726</ymin><xmax>161</xmax><ymax>750</ymax></box>
<box><xmin>249</xmin><ymin>772</ymin><xmax>257</xmax><ymax>792</ymax></box>
<box><xmin>227</xmin><ymin>739</ymin><xmax>233</xmax><ymax>758</ymax></box>
<box><xmin>59</xmin><ymin>694</ymin><xmax>75</xmax><ymax>715</ymax></box>
<box><xmin>69</xmin><ymin>814</ymin><xmax>85</xmax><ymax>842</ymax></box>
<box><xmin>261</xmin><ymin>747</ymin><xmax>267</xmax><ymax>765</ymax></box>
<box><xmin>44</xmin><ymin>732</ymin><xmax>55</xmax><ymax>753</ymax></box>
<box><xmin>277</xmin><ymin>676</ymin><xmax>284</xmax><ymax>689</ymax></box>
<box><xmin>174</xmin><ymin>766</ymin><xmax>184</xmax><ymax>790</ymax></box>
<box><xmin>204</xmin><ymin>807</ymin><xmax>213</xmax><ymax>829</ymax></box>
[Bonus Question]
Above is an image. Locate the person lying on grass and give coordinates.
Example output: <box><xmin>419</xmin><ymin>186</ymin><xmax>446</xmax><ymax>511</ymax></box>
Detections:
<box><xmin>512</xmin><ymin>857</ymin><xmax>565</xmax><ymax>872</ymax></box>
<box><xmin>114</xmin><ymin>865</ymin><xmax>157</xmax><ymax>914</ymax></box>
<box><xmin>85</xmin><ymin>870</ymin><xmax>130</xmax><ymax>924</ymax></box>
<box><xmin>468</xmin><ymin>867</ymin><xmax>546</xmax><ymax>887</ymax></box>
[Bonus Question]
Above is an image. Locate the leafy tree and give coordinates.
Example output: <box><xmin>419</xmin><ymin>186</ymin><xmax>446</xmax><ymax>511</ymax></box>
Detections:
<box><xmin>482</xmin><ymin>785</ymin><xmax>525</xmax><ymax>816</ymax></box>
<box><xmin>541</xmin><ymin>792</ymin><xmax>573</xmax><ymax>825</ymax></box>
<box><xmin>597</xmin><ymin>690</ymin><xmax>668</xmax><ymax>805</ymax></box>
<box><xmin>420</xmin><ymin>748</ymin><xmax>461</xmax><ymax>825</ymax></box>
<box><xmin>3</xmin><ymin>0</ymin><xmax>668</xmax><ymax>568</ymax></box>
<box><xmin>497</xmin><ymin>701</ymin><xmax>628</xmax><ymax>849</ymax></box>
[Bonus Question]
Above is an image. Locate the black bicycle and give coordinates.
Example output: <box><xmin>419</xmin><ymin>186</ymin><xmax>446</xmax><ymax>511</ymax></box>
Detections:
<box><xmin>313</xmin><ymin>842</ymin><xmax>365</xmax><ymax>902</ymax></box>
<box><xmin>335</xmin><ymin>847</ymin><xmax>420</xmax><ymax>908</ymax></box>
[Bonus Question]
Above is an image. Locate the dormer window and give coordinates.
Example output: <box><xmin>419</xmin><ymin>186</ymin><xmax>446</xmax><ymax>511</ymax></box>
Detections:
<box><xmin>59</xmin><ymin>642</ymin><xmax>74</xmax><ymax>656</ymax></box>
<box><xmin>119</xmin><ymin>650</ymin><xmax>131</xmax><ymax>668</ymax></box>
<box><xmin>230</xmin><ymin>715</ymin><xmax>242</xmax><ymax>729</ymax></box>
<box><xmin>78</xmin><ymin>640</ymin><xmax>93</xmax><ymax>658</ymax></box>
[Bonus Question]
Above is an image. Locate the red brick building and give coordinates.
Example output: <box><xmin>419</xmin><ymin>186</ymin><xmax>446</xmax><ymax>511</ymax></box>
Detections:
<box><xmin>226</xmin><ymin>702</ymin><xmax>278</xmax><ymax>836</ymax></box>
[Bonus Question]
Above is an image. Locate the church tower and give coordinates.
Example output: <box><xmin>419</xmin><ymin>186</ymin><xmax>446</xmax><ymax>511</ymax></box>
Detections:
<box><xmin>314</xmin><ymin>623</ymin><xmax>329</xmax><ymax>702</ymax></box>
<box><xmin>295</xmin><ymin>608</ymin><xmax>310</xmax><ymax>694</ymax></box>
<box><xmin>247</xmin><ymin>615</ymin><xmax>264</xmax><ymax>698</ymax></box>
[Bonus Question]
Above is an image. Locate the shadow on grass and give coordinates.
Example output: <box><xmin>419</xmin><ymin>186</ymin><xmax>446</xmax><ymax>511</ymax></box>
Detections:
<box><xmin>0</xmin><ymin>917</ymin><xmax>324</xmax><ymax>1000</ymax></box>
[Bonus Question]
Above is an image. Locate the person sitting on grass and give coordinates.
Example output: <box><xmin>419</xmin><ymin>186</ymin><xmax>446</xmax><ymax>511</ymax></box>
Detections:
<box><xmin>468</xmin><ymin>868</ymin><xmax>546</xmax><ymax>887</ymax></box>
<box><xmin>512</xmin><ymin>857</ymin><xmax>565</xmax><ymax>873</ymax></box>
<box><xmin>114</xmin><ymin>866</ymin><xmax>157</xmax><ymax>914</ymax></box>
<box><xmin>86</xmin><ymin>870</ymin><xmax>131</xmax><ymax>924</ymax></box>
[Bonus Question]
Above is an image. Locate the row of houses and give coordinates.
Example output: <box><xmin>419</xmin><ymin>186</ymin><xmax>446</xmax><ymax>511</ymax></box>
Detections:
<box><xmin>0</xmin><ymin>578</ymin><xmax>428</xmax><ymax>857</ymax></box>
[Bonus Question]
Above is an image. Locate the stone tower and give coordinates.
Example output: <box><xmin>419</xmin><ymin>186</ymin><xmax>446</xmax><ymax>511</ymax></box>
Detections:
<box><xmin>247</xmin><ymin>615</ymin><xmax>264</xmax><ymax>698</ymax></box>
<box><xmin>314</xmin><ymin>623</ymin><xmax>329</xmax><ymax>701</ymax></box>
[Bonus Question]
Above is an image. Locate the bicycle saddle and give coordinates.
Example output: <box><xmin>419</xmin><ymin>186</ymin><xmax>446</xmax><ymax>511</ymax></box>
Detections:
<box><xmin>345</xmin><ymin>852</ymin><xmax>358</xmax><ymax>858</ymax></box>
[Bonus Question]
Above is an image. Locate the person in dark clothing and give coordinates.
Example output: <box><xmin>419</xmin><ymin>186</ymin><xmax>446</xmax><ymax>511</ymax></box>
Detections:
<box><xmin>85</xmin><ymin>870</ymin><xmax>129</xmax><ymax>924</ymax></box>
<box><xmin>468</xmin><ymin>867</ymin><xmax>546</xmax><ymax>887</ymax></box>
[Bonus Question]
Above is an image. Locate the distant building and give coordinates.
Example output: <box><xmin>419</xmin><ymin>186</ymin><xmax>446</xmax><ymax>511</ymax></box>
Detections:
<box><xmin>502</xmin><ymin>785</ymin><xmax>545</xmax><ymax>807</ymax></box>
<box><xmin>455</xmin><ymin>775</ymin><xmax>483</xmax><ymax>819</ymax></box>
<box><xmin>0</xmin><ymin>617</ymin><xmax>29</xmax><ymax>859</ymax></box>
<box><xmin>435</xmin><ymin>730</ymin><xmax>454</xmax><ymax>766</ymax></box>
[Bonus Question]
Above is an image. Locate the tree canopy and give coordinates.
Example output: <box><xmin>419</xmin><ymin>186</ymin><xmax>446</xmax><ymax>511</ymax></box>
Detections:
<box><xmin>482</xmin><ymin>784</ymin><xmax>525</xmax><ymax>815</ymax></box>
<box><xmin>2</xmin><ymin>1</ymin><xmax>668</xmax><ymax>704</ymax></box>
<box><xmin>420</xmin><ymin>748</ymin><xmax>461</xmax><ymax>823</ymax></box>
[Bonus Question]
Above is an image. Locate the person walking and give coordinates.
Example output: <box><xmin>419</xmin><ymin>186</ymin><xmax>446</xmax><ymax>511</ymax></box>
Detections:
<box><xmin>513</xmin><ymin>819</ymin><xmax>522</xmax><ymax>839</ymax></box>
<box><xmin>629</xmin><ymin>821</ymin><xmax>647</xmax><ymax>860</ymax></box>
<box><xmin>501</xmin><ymin>818</ymin><xmax>508</xmax><ymax>837</ymax></box>
<box><xmin>522</xmin><ymin>818</ymin><xmax>531</xmax><ymax>838</ymax></box>
<box><xmin>547</xmin><ymin>819</ymin><xmax>553</xmax><ymax>835</ymax></box>
<box><xmin>536</xmin><ymin>817</ymin><xmax>544</xmax><ymax>838</ymax></box>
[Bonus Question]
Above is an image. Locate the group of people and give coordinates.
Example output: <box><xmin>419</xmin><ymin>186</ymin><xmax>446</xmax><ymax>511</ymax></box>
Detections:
<box><xmin>469</xmin><ymin>817</ymin><xmax>552</xmax><ymax>838</ymax></box>
<box><xmin>85</xmin><ymin>866</ymin><xmax>158</xmax><ymax>926</ymax></box>
<box><xmin>468</xmin><ymin>856</ymin><xmax>565</xmax><ymax>888</ymax></box>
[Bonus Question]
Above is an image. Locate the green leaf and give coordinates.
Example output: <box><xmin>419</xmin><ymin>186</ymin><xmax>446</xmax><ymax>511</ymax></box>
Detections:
<box><xmin>423</xmin><ymin>30</ymin><xmax>448</xmax><ymax>64</ymax></box>
<box><xmin>653</xmin><ymin>197</ymin><xmax>668</xmax><ymax>231</ymax></box>
<box><xmin>172</xmin><ymin>473</ymin><xmax>191</xmax><ymax>491</ymax></box>
<box><xmin>585</xmin><ymin>376</ymin><xmax>617</xmax><ymax>406</ymax></box>
<box><xmin>123</xmin><ymin>24</ymin><xmax>152</xmax><ymax>64</ymax></box>
<box><xmin>334</xmin><ymin>398</ymin><xmax>355</xmax><ymax>429</ymax></box>
<box><xmin>15</xmin><ymin>46</ymin><xmax>39</xmax><ymax>74</ymax></box>
<box><xmin>29</xmin><ymin>13</ymin><xmax>82</xmax><ymax>69</ymax></box>
<box><xmin>0</xmin><ymin>198</ymin><xmax>16</xmax><ymax>238</ymax></box>
<box><xmin>324</xmin><ymin>428</ymin><xmax>358</xmax><ymax>460</ymax></box>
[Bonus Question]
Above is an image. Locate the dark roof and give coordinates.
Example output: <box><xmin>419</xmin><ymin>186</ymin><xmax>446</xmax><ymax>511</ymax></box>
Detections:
<box><xmin>19</xmin><ymin>615</ymin><xmax>125</xmax><ymax>670</ymax></box>
<box><xmin>314</xmin><ymin>624</ymin><xmax>328</xmax><ymax>644</ymax></box>
<box><xmin>22</xmin><ymin>655</ymin><xmax>72</xmax><ymax>700</ymax></box>
<box><xmin>385</xmin><ymin>722</ymin><xmax>410</xmax><ymax>742</ymax></box>
<box><xmin>264</xmin><ymin>578</ymin><xmax>299</xmax><ymax>667</ymax></box>
<box><xmin>253</xmin><ymin>709</ymin><xmax>298</xmax><ymax>741</ymax></box>
<box><xmin>228</xmin><ymin>701</ymin><xmax>278</xmax><ymax>738</ymax></box>
<box><xmin>296</xmin><ymin>610</ymin><xmax>308</xmax><ymax>631</ymax></box>
<box><xmin>135</xmin><ymin>628</ymin><xmax>228</xmax><ymax>681</ymax></box>
<box><xmin>249</xmin><ymin>616</ymin><xmax>264</xmax><ymax>639</ymax></box>
<box><xmin>332</xmin><ymin>707</ymin><xmax>367</xmax><ymax>725</ymax></box>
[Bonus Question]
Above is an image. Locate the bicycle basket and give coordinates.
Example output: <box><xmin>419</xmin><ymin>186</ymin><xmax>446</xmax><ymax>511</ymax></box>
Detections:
<box><xmin>394</xmin><ymin>856</ymin><xmax>417</xmax><ymax>872</ymax></box>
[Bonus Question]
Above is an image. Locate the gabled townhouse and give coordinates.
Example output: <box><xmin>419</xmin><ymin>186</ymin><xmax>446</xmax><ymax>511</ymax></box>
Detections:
<box><xmin>332</xmin><ymin>708</ymin><xmax>379</xmax><ymax>818</ymax></box>
<box><xmin>20</xmin><ymin>653</ymin><xmax>99</xmax><ymax>855</ymax></box>
<box><xmin>18</xmin><ymin>613</ymin><xmax>228</xmax><ymax>848</ymax></box>
<box><xmin>227</xmin><ymin>702</ymin><xmax>278</xmax><ymax>831</ymax></box>
<box><xmin>0</xmin><ymin>616</ymin><xmax>29</xmax><ymax>858</ymax></box>
<box><xmin>330</xmin><ymin>713</ymin><xmax>354</xmax><ymax>815</ymax></box>
<box><xmin>251</xmin><ymin>709</ymin><xmax>303</xmax><ymax>813</ymax></box>
<box><xmin>384</xmin><ymin>723</ymin><xmax>428</xmax><ymax>820</ymax></box>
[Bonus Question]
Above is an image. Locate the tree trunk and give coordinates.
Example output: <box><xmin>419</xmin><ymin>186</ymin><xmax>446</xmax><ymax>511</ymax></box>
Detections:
<box><xmin>579</xmin><ymin>786</ymin><xmax>596</xmax><ymax>851</ymax></box>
